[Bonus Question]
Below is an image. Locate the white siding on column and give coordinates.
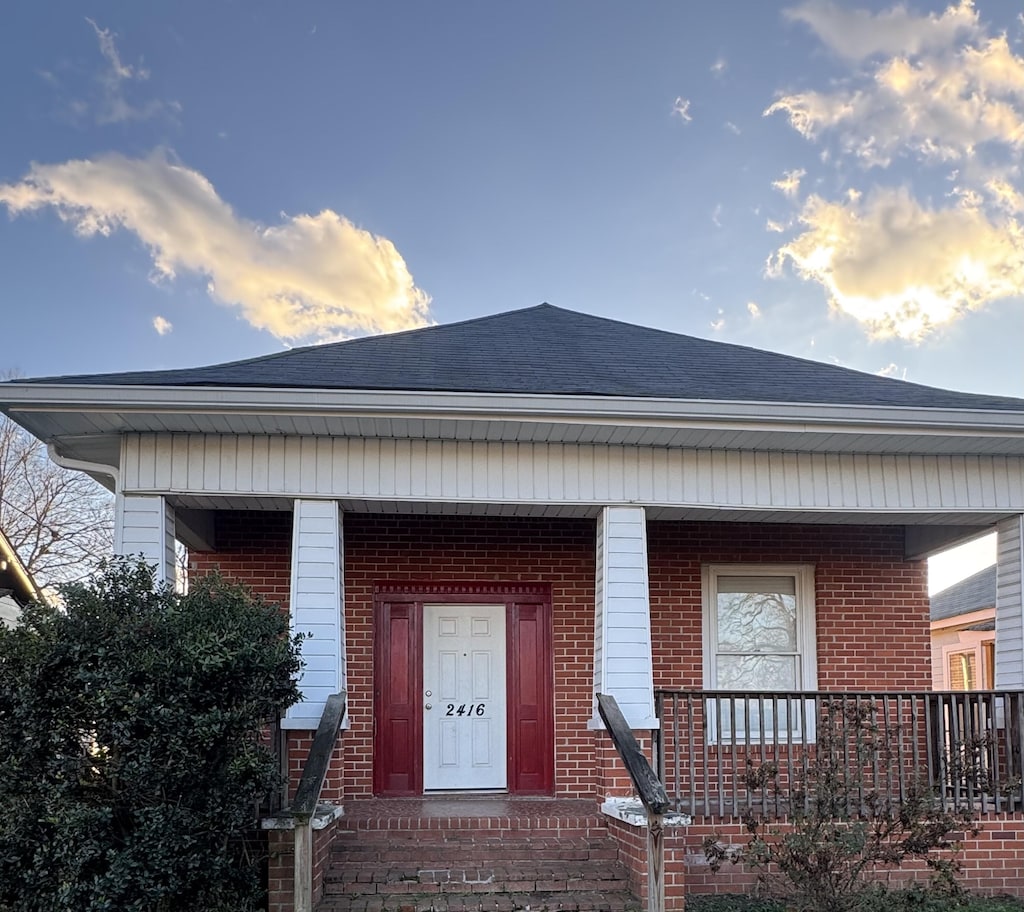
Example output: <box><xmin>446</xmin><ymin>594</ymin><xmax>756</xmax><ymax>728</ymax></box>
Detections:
<box><xmin>114</xmin><ymin>494</ymin><xmax>176</xmax><ymax>586</ymax></box>
<box><xmin>592</xmin><ymin>505</ymin><xmax>657</xmax><ymax>729</ymax></box>
<box><xmin>995</xmin><ymin>515</ymin><xmax>1024</xmax><ymax>690</ymax></box>
<box><xmin>284</xmin><ymin>500</ymin><xmax>345</xmax><ymax>730</ymax></box>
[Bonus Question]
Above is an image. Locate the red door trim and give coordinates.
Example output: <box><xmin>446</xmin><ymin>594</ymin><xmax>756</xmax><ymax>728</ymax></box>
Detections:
<box><xmin>373</xmin><ymin>582</ymin><xmax>553</xmax><ymax>796</ymax></box>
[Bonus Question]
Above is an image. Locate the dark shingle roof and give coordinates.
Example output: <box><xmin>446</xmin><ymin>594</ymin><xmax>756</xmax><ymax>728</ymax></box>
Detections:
<box><xmin>18</xmin><ymin>304</ymin><xmax>1024</xmax><ymax>410</ymax></box>
<box><xmin>930</xmin><ymin>565</ymin><xmax>997</xmax><ymax>623</ymax></box>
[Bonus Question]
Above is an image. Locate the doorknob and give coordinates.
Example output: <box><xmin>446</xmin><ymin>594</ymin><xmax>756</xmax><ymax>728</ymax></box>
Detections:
<box><xmin>425</xmin><ymin>703</ymin><xmax>432</xmax><ymax>710</ymax></box>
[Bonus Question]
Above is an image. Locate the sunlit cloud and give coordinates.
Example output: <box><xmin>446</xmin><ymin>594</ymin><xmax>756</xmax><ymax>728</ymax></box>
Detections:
<box><xmin>152</xmin><ymin>315</ymin><xmax>173</xmax><ymax>336</ymax></box>
<box><xmin>766</xmin><ymin>218</ymin><xmax>786</xmax><ymax>233</ymax></box>
<box><xmin>768</xmin><ymin>9</ymin><xmax>1024</xmax><ymax>167</ymax></box>
<box><xmin>673</xmin><ymin>97</ymin><xmax>693</xmax><ymax>122</ymax></box>
<box><xmin>772</xmin><ymin>168</ymin><xmax>806</xmax><ymax>198</ymax></box>
<box><xmin>0</xmin><ymin>151</ymin><xmax>432</xmax><ymax>343</ymax></box>
<box><xmin>747</xmin><ymin>301</ymin><xmax>762</xmax><ymax>319</ymax></box>
<box><xmin>710</xmin><ymin>309</ymin><xmax>725</xmax><ymax>331</ymax></box>
<box><xmin>767</xmin><ymin>187</ymin><xmax>1024</xmax><ymax>340</ymax></box>
<box><xmin>711</xmin><ymin>58</ymin><xmax>728</xmax><ymax>77</ymax></box>
<box><xmin>877</xmin><ymin>363</ymin><xmax>907</xmax><ymax>379</ymax></box>
<box><xmin>987</xmin><ymin>177</ymin><xmax>1024</xmax><ymax>213</ymax></box>
<box><xmin>724</xmin><ymin>121</ymin><xmax>741</xmax><ymax>135</ymax></box>
<box><xmin>766</xmin><ymin>1</ymin><xmax>1024</xmax><ymax>340</ymax></box>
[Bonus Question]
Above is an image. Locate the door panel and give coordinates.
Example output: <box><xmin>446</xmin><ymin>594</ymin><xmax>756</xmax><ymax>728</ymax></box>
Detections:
<box><xmin>509</xmin><ymin>601</ymin><xmax>554</xmax><ymax>794</ymax></box>
<box><xmin>373</xmin><ymin>602</ymin><xmax>421</xmax><ymax>795</ymax></box>
<box><xmin>423</xmin><ymin>604</ymin><xmax>507</xmax><ymax>790</ymax></box>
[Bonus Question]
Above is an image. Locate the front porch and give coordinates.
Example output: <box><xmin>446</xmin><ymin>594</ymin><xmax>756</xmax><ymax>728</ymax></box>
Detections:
<box><xmin>270</xmin><ymin>689</ymin><xmax>1024</xmax><ymax>912</ymax></box>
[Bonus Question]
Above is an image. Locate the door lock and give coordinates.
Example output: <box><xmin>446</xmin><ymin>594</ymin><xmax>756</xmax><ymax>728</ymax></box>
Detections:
<box><xmin>425</xmin><ymin>703</ymin><xmax>432</xmax><ymax>710</ymax></box>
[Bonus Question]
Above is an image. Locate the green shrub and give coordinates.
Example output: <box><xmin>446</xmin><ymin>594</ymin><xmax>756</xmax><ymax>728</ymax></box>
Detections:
<box><xmin>703</xmin><ymin>698</ymin><xmax>979</xmax><ymax>912</ymax></box>
<box><xmin>0</xmin><ymin>559</ymin><xmax>303</xmax><ymax>912</ymax></box>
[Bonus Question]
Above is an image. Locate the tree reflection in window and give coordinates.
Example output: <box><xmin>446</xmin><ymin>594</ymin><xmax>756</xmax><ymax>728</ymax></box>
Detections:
<box><xmin>712</xmin><ymin>575</ymin><xmax>803</xmax><ymax>739</ymax></box>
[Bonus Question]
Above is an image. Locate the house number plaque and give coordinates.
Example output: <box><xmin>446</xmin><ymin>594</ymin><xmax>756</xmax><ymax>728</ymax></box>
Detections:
<box><xmin>445</xmin><ymin>703</ymin><xmax>487</xmax><ymax>716</ymax></box>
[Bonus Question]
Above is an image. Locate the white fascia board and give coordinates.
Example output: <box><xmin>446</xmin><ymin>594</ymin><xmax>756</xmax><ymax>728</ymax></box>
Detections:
<box><xmin>5</xmin><ymin>382</ymin><xmax>1024</xmax><ymax>441</ymax></box>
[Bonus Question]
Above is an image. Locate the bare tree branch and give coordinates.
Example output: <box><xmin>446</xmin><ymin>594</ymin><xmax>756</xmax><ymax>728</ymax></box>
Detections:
<box><xmin>0</xmin><ymin>414</ymin><xmax>114</xmax><ymax>589</ymax></box>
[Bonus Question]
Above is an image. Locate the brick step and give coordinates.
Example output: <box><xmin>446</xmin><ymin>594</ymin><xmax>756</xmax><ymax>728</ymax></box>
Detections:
<box><xmin>317</xmin><ymin>802</ymin><xmax>640</xmax><ymax>912</ymax></box>
<box><xmin>330</xmin><ymin>836</ymin><xmax>619</xmax><ymax>865</ymax></box>
<box><xmin>316</xmin><ymin>890</ymin><xmax>642</xmax><ymax>912</ymax></box>
<box><xmin>323</xmin><ymin>860</ymin><xmax>631</xmax><ymax>894</ymax></box>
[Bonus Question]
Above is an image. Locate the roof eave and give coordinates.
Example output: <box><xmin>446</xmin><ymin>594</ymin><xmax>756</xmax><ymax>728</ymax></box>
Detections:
<box><xmin>4</xmin><ymin>382</ymin><xmax>1024</xmax><ymax>443</ymax></box>
<box><xmin>0</xmin><ymin>530</ymin><xmax>43</xmax><ymax>605</ymax></box>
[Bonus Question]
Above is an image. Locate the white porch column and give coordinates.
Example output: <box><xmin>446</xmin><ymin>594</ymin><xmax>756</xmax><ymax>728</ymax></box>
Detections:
<box><xmin>114</xmin><ymin>493</ymin><xmax>176</xmax><ymax>586</ymax></box>
<box><xmin>592</xmin><ymin>505</ymin><xmax>657</xmax><ymax>729</ymax></box>
<box><xmin>283</xmin><ymin>500</ymin><xmax>346</xmax><ymax>730</ymax></box>
<box><xmin>995</xmin><ymin>515</ymin><xmax>1024</xmax><ymax>690</ymax></box>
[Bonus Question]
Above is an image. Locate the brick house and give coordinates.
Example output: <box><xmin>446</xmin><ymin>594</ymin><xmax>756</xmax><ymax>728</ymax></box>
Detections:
<box><xmin>4</xmin><ymin>304</ymin><xmax>1024</xmax><ymax>909</ymax></box>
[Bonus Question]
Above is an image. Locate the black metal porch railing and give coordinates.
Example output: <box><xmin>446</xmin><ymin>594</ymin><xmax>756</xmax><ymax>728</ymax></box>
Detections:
<box><xmin>654</xmin><ymin>689</ymin><xmax>1024</xmax><ymax>818</ymax></box>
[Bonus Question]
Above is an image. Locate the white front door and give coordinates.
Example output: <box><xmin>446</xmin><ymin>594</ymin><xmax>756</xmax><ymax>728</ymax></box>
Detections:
<box><xmin>423</xmin><ymin>604</ymin><xmax>507</xmax><ymax>791</ymax></box>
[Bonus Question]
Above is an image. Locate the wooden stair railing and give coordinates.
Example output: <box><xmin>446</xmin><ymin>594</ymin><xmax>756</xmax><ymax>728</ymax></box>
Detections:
<box><xmin>287</xmin><ymin>691</ymin><xmax>347</xmax><ymax>912</ymax></box>
<box><xmin>597</xmin><ymin>693</ymin><xmax>670</xmax><ymax>912</ymax></box>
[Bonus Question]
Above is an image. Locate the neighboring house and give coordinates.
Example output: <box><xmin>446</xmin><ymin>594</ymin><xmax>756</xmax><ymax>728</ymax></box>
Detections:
<box><xmin>0</xmin><ymin>527</ymin><xmax>42</xmax><ymax>626</ymax></box>
<box><xmin>931</xmin><ymin>564</ymin><xmax>997</xmax><ymax>690</ymax></box>
<box><xmin>4</xmin><ymin>303</ymin><xmax>1024</xmax><ymax>910</ymax></box>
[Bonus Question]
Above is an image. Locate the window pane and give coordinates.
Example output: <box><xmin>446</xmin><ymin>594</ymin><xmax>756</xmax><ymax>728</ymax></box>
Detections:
<box><xmin>717</xmin><ymin>586</ymin><xmax>797</xmax><ymax>653</ymax></box>
<box><xmin>716</xmin><ymin>654</ymin><xmax>798</xmax><ymax>690</ymax></box>
<box><xmin>715</xmin><ymin>696</ymin><xmax>800</xmax><ymax>741</ymax></box>
<box><xmin>948</xmin><ymin>652</ymin><xmax>976</xmax><ymax>690</ymax></box>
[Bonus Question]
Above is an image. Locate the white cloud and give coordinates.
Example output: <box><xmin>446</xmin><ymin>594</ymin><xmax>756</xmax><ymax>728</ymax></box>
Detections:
<box><xmin>80</xmin><ymin>19</ymin><xmax>177</xmax><ymax>124</ymax></box>
<box><xmin>710</xmin><ymin>311</ymin><xmax>725</xmax><ymax>331</ymax></box>
<box><xmin>152</xmin><ymin>315</ymin><xmax>173</xmax><ymax>335</ymax></box>
<box><xmin>724</xmin><ymin>121</ymin><xmax>741</xmax><ymax>135</ymax></box>
<box><xmin>772</xmin><ymin>168</ymin><xmax>806</xmax><ymax>198</ymax></box>
<box><xmin>987</xmin><ymin>177</ymin><xmax>1024</xmax><ymax>212</ymax></box>
<box><xmin>876</xmin><ymin>362</ymin><xmax>907</xmax><ymax>379</ymax></box>
<box><xmin>783</xmin><ymin>0</ymin><xmax>979</xmax><ymax>62</ymax></box>
<box><xmin>711</xmin><ymin>203</ymin><xmax>723</xmax><ymax>227</ymax></box>
<box><xmin>673</xmin><ymin>97</ymin><xmax>693</xmax><ymax>123</ymax></box>
<box><xmin>767</xmin><ymin>2</ymin><xmax>1024</xmax><ymax>339</ymax></box>
<box><xmin>711</xmin><ymin>58</ymin><xmax>728</xmax><ymax>77</ymax></box>
<box><xmin>747</xmin><ymin>301</ymin><xmax>762</xmax><ymax>318</ymax></box>
<box><xmin>767</xmin><ymin>187</ymin><xmax>1024</xmax><ymax>340</ymax></box>
<box><xmin>766</xmin><ymin>20</ymin><xmax>1024</xmax><ymax>167</ymax></box>
<box><xmin>766</xmin><ymin>218</ymin><xmax>786</xmax><ymax>233</ymax></box>
<box><xmin>0</xmin><ymin>151</ymin><xmax>431</xmax><ymax>343</ymax></box>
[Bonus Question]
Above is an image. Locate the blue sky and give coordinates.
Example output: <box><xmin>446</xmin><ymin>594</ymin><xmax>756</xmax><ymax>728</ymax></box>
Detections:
<box><xmin>1</xmin><ymin>1</ymin><xmax>1022</xmax><ymax>584</ymax></box>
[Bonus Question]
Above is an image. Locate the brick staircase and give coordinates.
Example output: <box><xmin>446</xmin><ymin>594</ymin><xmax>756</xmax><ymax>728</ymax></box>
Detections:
<box><xmin>316</xmin><ymin>797</ymin><xmax>642</xmax><ymax>912</ymax></box>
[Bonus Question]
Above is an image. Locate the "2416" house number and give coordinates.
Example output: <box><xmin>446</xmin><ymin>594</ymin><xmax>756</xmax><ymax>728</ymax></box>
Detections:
<box><xmin>445</xmin><ymin>703</ymin><xmax>486</xmax><ymax>716</ymax></box>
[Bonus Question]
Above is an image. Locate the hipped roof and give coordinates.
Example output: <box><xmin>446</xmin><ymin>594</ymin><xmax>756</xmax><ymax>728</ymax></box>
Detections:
<box><xmin>20</xmin><ymin>304</ymin><xmax>1024</xmax><ymax>412</ymax></box>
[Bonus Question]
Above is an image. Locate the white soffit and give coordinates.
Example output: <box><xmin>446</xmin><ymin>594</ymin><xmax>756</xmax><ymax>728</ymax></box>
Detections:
<box><xmin>5</xmin><ymin>383</ymin><xmax>1024</xmax><ymax>459</ymax></box>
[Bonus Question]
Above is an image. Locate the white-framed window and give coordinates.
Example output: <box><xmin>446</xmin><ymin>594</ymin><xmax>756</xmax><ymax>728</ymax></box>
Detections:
<box><xmin>702</xmin><ymin>563</ymin><xmax>818</xmax><ymax>741</ymax></box>
<box><xmin>942</xmin><ymin>639</ymin><xmax>995</xmax><ymax>691</ymax></box>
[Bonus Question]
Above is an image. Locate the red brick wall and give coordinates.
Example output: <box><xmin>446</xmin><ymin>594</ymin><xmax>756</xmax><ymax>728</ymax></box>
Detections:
<box><xmin>647</xmin><ymin>522</ymin><xmax>931</xmax><ymax>692</ymax></box>
<box><xmin>342</xmin><ymin>513</ymin><xmax>597</xmax><ymax>798</ymax></box>
<box><xmin>191</xmin><ymin>511</ymin><xmax>599</xmax><ymax>801</ymax></box>
<box><xmin>626</xmin><ymin>814</ymin><xmax>1024</xmax><ymax>900</ymax></box>
<box><xmin>191</xmin><ymin>514</ymin><xmax>931</xmax><ymax>804</ymax></box>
